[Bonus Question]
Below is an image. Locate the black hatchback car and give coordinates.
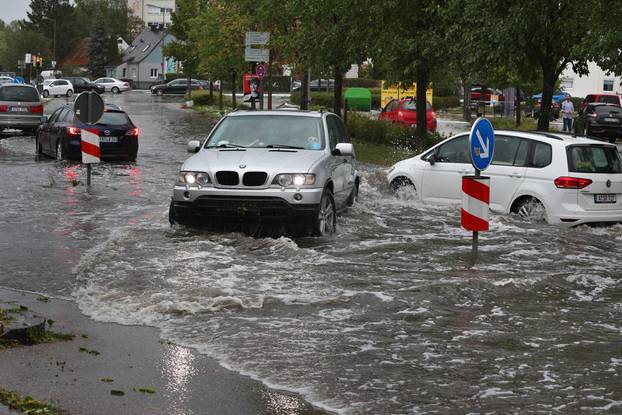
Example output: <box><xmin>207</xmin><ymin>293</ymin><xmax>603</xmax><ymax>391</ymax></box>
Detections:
<box><xmin>150</xmin><ymin>79</ymin><xmax>204</xmax><ymax>95</ymax></box>
<box><xmin>575</xmin><ymin>103</ymin><xmax>622</xmax><ymax>143</ymax></box>
<box><xmin>61</xmin><ymin>77</ymin><xmax>105</xmax><ymax>94</ymax></box>
<box><xmin>36</xmin><ymin>105</ymin><xmax>139</xmax><ymax>161</ymax></box>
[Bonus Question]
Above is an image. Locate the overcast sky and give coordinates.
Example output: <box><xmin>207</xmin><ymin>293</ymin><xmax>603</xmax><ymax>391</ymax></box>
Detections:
<box><xmin>1</xmin><ymin>0</ymin><xmax>31</xmax><ymax>24</ymax></box>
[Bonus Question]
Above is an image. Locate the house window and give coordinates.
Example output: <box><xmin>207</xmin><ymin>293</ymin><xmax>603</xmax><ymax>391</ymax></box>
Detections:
<box><xmin>561</xmin><ymin>78</ymin><xmax>574</xmax><ymax>90</ymax></box>
<box><xmin>122</xmin><ymin>68</ymin><xmax>126</xmax><ymax>78</ymax></box>
<box><xmin>150</xmin><ymin>68</ymin><xmax>158</xmax><ymax>78</ymax></box>
<box><xmin>604</xmin><ymin>79</ymin><xmax>614</xmax><ymax>91</ymax></box>
<box><xmin>131</xmin><ymin>67</ymin><xmax>137</xmax><ymax>78</ymax></box>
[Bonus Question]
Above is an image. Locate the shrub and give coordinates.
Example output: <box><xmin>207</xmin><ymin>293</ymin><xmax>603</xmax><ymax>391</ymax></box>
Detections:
<box><xmin>343</xmin><ymin>78</ymin><xmax>380</xmax><ymax>88</ymax></box>
<box><xmin>191</xmin><ymin>91</ymin><xmax>249</xmax><ymax>109</ymax></box>
<box><xmin>291</xmin><ymin>89</ymin><xmax>381</xmax><ymax>111</ymax></box>
<box><xmin>432</xmin><ymin>96</ymin><xmax>460</xmax><ymax>110</ymax></box>
<box><xmin>346</xmin><ymin>113</ymin><xmax>443</xmax><ymax>152</ymax></box>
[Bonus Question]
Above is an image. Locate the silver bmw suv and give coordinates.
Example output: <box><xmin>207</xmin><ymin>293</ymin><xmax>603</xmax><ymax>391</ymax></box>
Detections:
<box><xmin>169</xmin><ymin>110</ymin><xmax>359</xmax><ymax>235</ymax></box>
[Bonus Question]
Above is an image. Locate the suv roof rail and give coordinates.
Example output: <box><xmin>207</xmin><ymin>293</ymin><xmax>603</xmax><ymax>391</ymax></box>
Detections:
<box><xmin>530</xmin><ymin>131</ymin><xmax>565</xmax><ymax>141</ymax></box>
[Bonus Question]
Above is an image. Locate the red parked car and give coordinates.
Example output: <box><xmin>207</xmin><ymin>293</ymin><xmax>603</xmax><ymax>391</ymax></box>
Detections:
<box><xmin>579</xmin><ymin>93</ymin><xmax>622</xmax><ymax>113</ymax></box>
<box><xmin>379</xmin><ymin>98</ymin><xmax>437</xmax><ymax>131</ymax></box>
<box><xmin>470</xmin><ymin>85</ymin><xmax>505</xmax><ymax>103</ymax></box>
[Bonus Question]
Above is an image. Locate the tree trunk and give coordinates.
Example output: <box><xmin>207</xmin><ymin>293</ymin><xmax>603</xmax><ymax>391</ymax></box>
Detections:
<box><xmin>231</xmin><ymin>72</ymin><xmax>236</xmax><ymax>109</ymax></box>
<box><xmin>416</xmin><ymin>71</ymin><xmax>429</xmax><ymax>141</ymax></box>
<box><xmin>538</xmin><ymin>69</ymin><xmax>556</xmax><ymax>131</ymax></box>
<box><xmin>334</xmin><ymin>67</ymin><xmax>344</xmax><ymax>117</ymax></box>
<box><xmin>463</xmin><ymin>81</ymin><xmax>471</xmax><ymax>122</ymax></box>
<box><xmin>186</xmin><ymin>74</ymin><xmax>191</xmax><ymax>101</ymax></box>
<box><xmin>515</xmin><ymin>85</ymin><xmax>521</xmax><ymax>127</ymax></box>
<box><xmin>301</xmin><ymin>69</ymin><xmax>309</xmax><ymax>110</ymax></box>
<box><xmin>219</xmin><ymin>80</ymin><xmax>223</xmax><ymax>111</ymax></box>
<box><xmin>209</xmin><ymin>80</ymin><xmax>213</xmax><ymax>102</ymax></box>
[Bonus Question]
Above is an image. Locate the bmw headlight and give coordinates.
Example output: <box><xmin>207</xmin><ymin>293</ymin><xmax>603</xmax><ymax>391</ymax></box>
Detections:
<box><xmin>177</xmin><ymin>171</ymin><xmax>211</xmax><ymax>186</ymax></box>
<box><xmin>272</xmin><ymin>174</ymin><xmax>316</xmax><ymax>187</ymax></box>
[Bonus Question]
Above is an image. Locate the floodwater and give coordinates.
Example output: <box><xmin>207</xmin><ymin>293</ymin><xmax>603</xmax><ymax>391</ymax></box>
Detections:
<box><xmin>1</xmin><ymin>92</ymin><xmax>622</xmax><ymax>414</ymax></box>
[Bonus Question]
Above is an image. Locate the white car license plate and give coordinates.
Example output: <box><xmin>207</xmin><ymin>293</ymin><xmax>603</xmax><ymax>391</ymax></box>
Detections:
<box><xmin>10</xmin><ymin>107</ymin><xmax>27</xmax><ymax>112</ymax></box>
<box><xmin>594</xmin><ymin>194</ymin><xmax>616</xmax><ymax>203</ymax></box>
<box><xmin>99</xmin><ymin>136</ymin><xmax>118</xmax><ymax>143</ymax></box>
<box><xmin>603</xmin><ymin>117</ymin><xmax>619</xmax><ymax>123</ymax></box>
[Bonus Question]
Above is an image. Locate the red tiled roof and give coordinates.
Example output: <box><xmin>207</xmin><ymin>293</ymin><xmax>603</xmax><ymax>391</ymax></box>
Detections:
<box><xmin>61</xmin><ymin>38</ymin><xmax>90</xmax><ymax>68</ymax></box>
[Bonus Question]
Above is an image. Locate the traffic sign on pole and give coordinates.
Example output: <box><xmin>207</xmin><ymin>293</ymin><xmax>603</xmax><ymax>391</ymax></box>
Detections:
<box><xmin>469</xmin><ymin>117</ymin><xmax>495</xmax><ymax>171</ymax></box>
<box><xmin>73</xmin><ymin>91</ymin><xmax>105</xmax><ymax>186</ymax></box>
<box><xmin>256</xmin><ymin>64</ymin><xmax>266</xmax><ymax>80</ymax></box>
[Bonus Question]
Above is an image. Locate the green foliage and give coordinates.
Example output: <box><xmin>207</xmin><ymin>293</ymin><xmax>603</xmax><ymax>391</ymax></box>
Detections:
<box><xmin>432</xmin><ymin>96</ymin><xmax>461</xmax><ymax>110</ymax></box>
<box><xmin>343</xmin><ymin>78</ymin><xmax>379</xmax><ymax>88</ymax></box>
<box><xmin>291</xmin><ymin>90</ymin><xmax>381</xmax><ymax>109</ymax></box>
<box><xmin>87</xmin><ymin>22</ymin><xmax>108</xmax><ymax>78</ymax></box>
<box><xmin>0</xmin><ymin>388</ymin><xmax>63</xmax><ymax>415</ymax></box>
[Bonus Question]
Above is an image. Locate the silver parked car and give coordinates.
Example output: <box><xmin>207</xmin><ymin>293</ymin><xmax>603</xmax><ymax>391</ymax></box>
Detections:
<box><xmin>0</xmin><ymin>84</ymin><xmax>45</xmax><ymax>135</ymax></box>
<box><xmin>169</xmin><ymin>110</ymin><xmax>360</xmax><ymax>235</ymax></box>
<box><xmin>93</xmin><ymin>77</ymin><xmax>131</xmax><ymax>93</ymax></box>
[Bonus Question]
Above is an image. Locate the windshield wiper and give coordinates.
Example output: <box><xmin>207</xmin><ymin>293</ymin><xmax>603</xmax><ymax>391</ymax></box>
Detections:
<box><xmin>266</xmin><ymin>144</ymin><xmax>304</xmax><ymax>149</ymax></box>
<box><xmin>207</xmin><ymin>143</ymin><xmax>247</xmax><ymax>148</ymax></box>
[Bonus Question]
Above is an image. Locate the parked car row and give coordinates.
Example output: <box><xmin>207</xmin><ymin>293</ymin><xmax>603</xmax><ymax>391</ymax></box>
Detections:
<box><xmin>150</xmin><ymin>78</ymin><xmax>205</xmax><ymax>95</ymax></box>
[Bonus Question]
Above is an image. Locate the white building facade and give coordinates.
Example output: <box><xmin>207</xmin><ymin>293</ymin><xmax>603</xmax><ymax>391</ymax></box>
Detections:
<box><xmin>560</xmin><ymin>61</ymin><xmax>622</xmax><ymax>98</ymax></box>
<box><xmin>128</xmin><ymin>0</ymin><xmax>176</xmax><ymax>28</ymax></box>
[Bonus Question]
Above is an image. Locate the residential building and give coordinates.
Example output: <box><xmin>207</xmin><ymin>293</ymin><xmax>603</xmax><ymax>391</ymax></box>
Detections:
<box><xmin>114</xmin><ymin>27</ymin><xmax>177</xmax><ymax>89</ymax></box>
<box><xmin>560</xmin><ymin>61</ymin><xmax>622</xmax><ymax>98</ymax></box>
<box><xmin>128</xmin><ymin>0</ymin><xmax>175</xmax><ymax>28</ymax></box>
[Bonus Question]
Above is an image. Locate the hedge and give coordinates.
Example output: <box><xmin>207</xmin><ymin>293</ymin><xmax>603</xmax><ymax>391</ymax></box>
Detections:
<box><xmin>343</xmin><ymin>78</ymin><xmax>380</xmax><ymax>88</ymax></box>
<box><xmin>346</xmin><ymin>112</ymin><xmax>443</xmax><ymax>151</ymax></box>
<box><xmin>432</xmin><ymin>96</ymin><xmax>460</xmax><ymax>110</ymax></box>
<box><xmin>290</xmin><ymin>89</ymin><xmax>381</xmax><ymax>110</ymax></box>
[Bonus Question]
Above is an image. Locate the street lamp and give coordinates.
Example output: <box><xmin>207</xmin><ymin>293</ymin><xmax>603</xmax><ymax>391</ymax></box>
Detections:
<box><xmin>42</xmin><ymin>16</ymin><xmax>56</xmax><ymax>69</ymax></box>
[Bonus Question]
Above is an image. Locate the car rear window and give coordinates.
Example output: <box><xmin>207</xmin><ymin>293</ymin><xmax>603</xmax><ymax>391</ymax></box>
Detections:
<box><xmin>401</xmin><ymin>100</ymin><xmax>431</xmax><ymax>110</ymax></box>
<box><xmin>95</xmin><ymin>112</ymin><xmax>131</xmax><ymax>126</ymax></box>
<box><xmin>598</xmin><ymin>96</ymin><xmax>620</xmax><ymax>105</ymax></box>
<box><xmin>593</xmin><ymin>105</ymin><xmax>622</xmax><ymax>114</ymax></box>
<box><xmin>567</xmin><ymin>145</ymin><xmax>622</xmax><ymax>173</ymax></box>
<box><xmin>0</xmin><ymin>86</ymin><xmax>40</xmax><ymax>102</ymax></box>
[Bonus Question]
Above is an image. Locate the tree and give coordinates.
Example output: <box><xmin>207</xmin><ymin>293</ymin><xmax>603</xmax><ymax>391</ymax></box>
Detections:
<box><xmin>87</xmin><ymin>22</ymin><xmax>109</xmax><ymax>78</ymax></box>
<box><xmin>372</xmin><ymin>0</ymin><xmax>449</xmax><ymax>140</ymax></box>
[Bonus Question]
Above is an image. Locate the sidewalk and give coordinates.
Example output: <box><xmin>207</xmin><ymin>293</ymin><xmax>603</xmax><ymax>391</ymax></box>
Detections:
<box><xmin>0</xmin><ymin>287</ymin><xmax>325</xmax><ymax>415</ymax></box>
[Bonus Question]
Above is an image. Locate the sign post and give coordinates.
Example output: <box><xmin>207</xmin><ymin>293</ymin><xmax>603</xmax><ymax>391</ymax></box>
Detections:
<box><xmin>73</xmin><ymin>91</ymin><xmax>105</xmax><ymax>186</ymax></box>
<box><xmin>245</xmin><ymin>32</ymin><xmax>270</xmax><ymax>111</ymax></box>
<box><xmin>256</xmin><ymin>64</ymin><xmax>265</xmax><ymax>110</ymax></box>
<box><xmin>463</xmin><ymin>117</ymin><xmax>494</xmax><ymax>263</ymax></box>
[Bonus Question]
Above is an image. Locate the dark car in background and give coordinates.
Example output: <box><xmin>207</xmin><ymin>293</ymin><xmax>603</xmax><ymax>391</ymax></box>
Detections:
<box><xmin>36</xmin><ymin>104</ymin><xmax>139</xmax><ymax>161</ymax></box>
<box><xmin>61</xmin><ymin>77</ymin><xmax>105</xmax><ymax>94</ymax></box>
<box><xmin>0</xmin><ymin>84</ymin><xmax>44</xmax><ymax>135</ymax></box>
<box><xmin>292</xmin><ymin>79</ymin><xmax>335</xmax><ymax>92</ymax></box>
<box><xmin>574</xmin><ymin>103</ymin><xmax>622</xmax><ymax>143</ymax></box>
<box><xmin>150</xmin><ymin>79</ymin><xmax>204</xmax><ymax>95</ymax></box>
<box><xmin>579</xmin><ymin>93</ymin><xmax>622</xmax><ymax>113</ymax></box>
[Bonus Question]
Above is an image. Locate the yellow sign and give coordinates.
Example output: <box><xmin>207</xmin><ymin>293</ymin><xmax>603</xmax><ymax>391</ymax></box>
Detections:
<box><xmin>380</xmin><ymin>81</ymin><xmax>433</xmax><ymax>108</ymax></box>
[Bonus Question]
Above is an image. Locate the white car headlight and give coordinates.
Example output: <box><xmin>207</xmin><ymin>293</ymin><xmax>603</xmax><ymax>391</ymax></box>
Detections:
<box><xmin>177</xmin><ymin>171</ymin><xmax>211</xmax><ymax>186</ymax></box>
<box><xmin>272</xmin><ymin>174</ymin><xmax>316</xmax><ymax>187</ymax></box>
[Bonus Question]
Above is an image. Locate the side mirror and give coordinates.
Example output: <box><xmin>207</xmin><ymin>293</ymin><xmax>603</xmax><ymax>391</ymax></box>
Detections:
<box><xmin>334</xmin><ymin>142</ymin><xmax>354</xmax><ymax>157</ymax></box>
<box><xmin>187</xmin><ymin>140</ymin><xmax>201</xmax><ymax>153</ymax></box>
<box><xmin>41</xmin><ymin>115</ymin><xmax>48</xmax><ymax>124</ymax></box>
<box><xmin>428</xmin><ymin>153</ymin><xmax>437</xmax><ymax>165</ymax></box>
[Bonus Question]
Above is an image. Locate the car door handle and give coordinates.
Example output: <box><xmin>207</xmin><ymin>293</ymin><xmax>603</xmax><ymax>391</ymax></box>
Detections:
<box><xmin>510</xmin><ymin>172</ymin><xmax>522</xmax><ymax>178</ymax></box>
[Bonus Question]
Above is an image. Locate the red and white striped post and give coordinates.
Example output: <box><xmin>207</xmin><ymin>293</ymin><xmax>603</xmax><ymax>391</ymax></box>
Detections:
<box><xmin>462</xmin><ymin>175</ymin><xmax>490</xmax><ymax>262</ymax></box>
<box><xmin>81</xmin><ymin>128</ymin><xmax>100</xmax><ymax>186</ymax></box>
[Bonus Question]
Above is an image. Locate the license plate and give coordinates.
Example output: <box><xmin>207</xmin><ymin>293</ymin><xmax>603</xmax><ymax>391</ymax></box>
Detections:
<box><xmin>603</xmin><ymin>117</ymin><xmax>619</xmax><ymax>123</ymax></box>
<box><xmin>594</xmin><ymin>194</ymin><xmax>617</xmax><ymax>203</ymax></box>
<box><xmin>99</xmin><ymin>136</ymin><xmax>118</xmax><ymax>143</ymax></box>
<box><xmin>10</xmin><ymin>107</ymin><xmax>27</xmax><ymax>112</ymax></box>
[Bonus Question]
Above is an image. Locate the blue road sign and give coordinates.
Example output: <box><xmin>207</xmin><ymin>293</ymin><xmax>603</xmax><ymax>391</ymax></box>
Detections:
<box><xmin>469</xmin><ymin>117</ymin><xmax>495</xmax><ymax>171</ymax></box>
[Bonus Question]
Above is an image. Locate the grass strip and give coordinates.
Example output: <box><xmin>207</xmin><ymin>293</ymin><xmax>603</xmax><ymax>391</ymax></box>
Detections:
<box><xmin>0</xmin><ymin>388</ymin><xmax>65</xmax><ymax>414</ymax></box>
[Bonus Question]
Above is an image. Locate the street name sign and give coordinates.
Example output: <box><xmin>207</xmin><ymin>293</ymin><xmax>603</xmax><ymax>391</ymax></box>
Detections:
<box><xmin>469</xmin><ymin>117</ymin><xmax>495</xmax><ymax>171</ymax></box>
<box><xmin>245</xmin><ymin>47</ymin><xmax>269</xmax><ymax>63</ymax></box>
<box><xmin>245</xmin><ymin>31</ymin><xmax>270</xmax><ymax>46</ymax></box>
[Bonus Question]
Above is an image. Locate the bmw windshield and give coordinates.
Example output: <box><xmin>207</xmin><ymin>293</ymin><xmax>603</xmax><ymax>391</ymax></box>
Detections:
<box><xmin>205</xmin><ymin>115</ymin><xmax>324</xmax><ymax>150</ymax></box>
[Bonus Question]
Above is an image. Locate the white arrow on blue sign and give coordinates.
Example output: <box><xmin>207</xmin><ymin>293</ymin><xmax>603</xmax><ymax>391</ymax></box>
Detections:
<box><xmin>469</xmin><ymin>117</ymin><xmax>495</xmax><ymax>171</ymax></box>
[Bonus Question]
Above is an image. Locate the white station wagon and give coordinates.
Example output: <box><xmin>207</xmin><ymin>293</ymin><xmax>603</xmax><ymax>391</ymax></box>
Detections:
<box><xmin>387</xmin><ymin>130</ymin><xmax>622</xmax><ymax>226</ymax></box>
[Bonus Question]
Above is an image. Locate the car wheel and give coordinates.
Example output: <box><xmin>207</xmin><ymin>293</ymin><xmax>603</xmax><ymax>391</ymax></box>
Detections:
<box><xmin>346</xmin><ymin>181</ymin><xmax>359</xmax><ymax>207</ymax></box>
<box><xmin>42</xmin><ymin>90</ymin><xmax>49</xmax><ymax>98</ymax></box>
<box><xmin>66</xmin><ymin>89</ymin><xmax>73</xmax><ymax>97</ymax></box>
<box><xmin>512</xmin><ymin>197</ymin><xmax>546</xmax><ymax>222</ymax></box>
<box><xmin>390</xmin><ymin>176</ymin><xmax>416</xmax><ymax>199</ymax></box>
<box><xmin>313</xmin><ymin>188</ymin><xmax>337</xmax><ymax>236</ymax></box>
<box><xmin>111</xmin><ymin>86</ymin><xmax>120</xmax><ymax>94</ymax></box>
<box><xmin>156</xmin><ymin>89</ymin><xmax>163</xmax><ymax>96</ymax></box>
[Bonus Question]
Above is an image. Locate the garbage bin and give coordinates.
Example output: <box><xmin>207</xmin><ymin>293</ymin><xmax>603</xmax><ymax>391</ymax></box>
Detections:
<box><xmin>345</xmin><ymin>88</ymin><xmax>372</xmax><ymax>112</ymax></box>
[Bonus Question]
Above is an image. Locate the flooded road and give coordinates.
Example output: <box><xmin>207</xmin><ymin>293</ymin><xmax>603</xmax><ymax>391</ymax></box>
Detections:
<box><xmin>1</xmin><ymin>92</ymin><xmax>622</xmax><ymax>414</ymax></box>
